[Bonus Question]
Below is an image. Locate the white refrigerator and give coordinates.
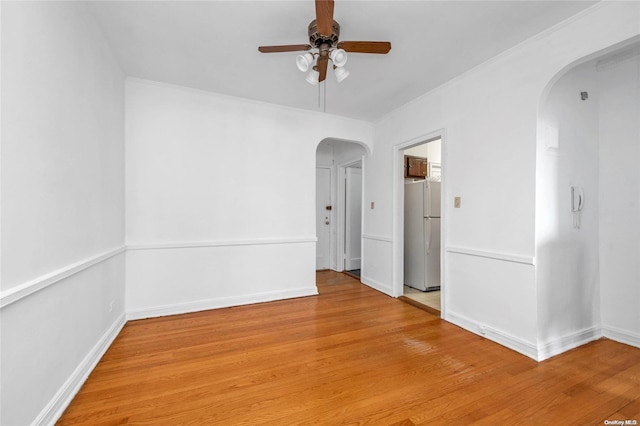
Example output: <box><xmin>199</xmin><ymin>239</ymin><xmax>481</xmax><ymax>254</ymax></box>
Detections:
<box><xmin>404</xmin><ymin>180</ymin><xmax>441</xmax><ymax>291</ymax></box>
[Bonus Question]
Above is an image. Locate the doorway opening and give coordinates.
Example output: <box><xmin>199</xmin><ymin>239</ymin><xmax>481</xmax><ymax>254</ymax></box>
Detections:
<box><xmin>315</xmin><ymin>139</ymin><xmax>367</xmax><ymax>276</ymax></box>
<box><xmin>394</xmin><ymin>135</ymin><xmax>444</xmax><ymax>316</ymax></box>
<box><xmin>343</xmin><ymin>160</ymin><xmax>362</xmax><ymax>278</ymax></box>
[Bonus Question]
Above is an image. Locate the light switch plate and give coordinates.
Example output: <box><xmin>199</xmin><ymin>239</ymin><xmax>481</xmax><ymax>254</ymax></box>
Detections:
<box><xmin>370</xmin><ymin>201</ymin><xmax>375</xmax><ymax>209</ymax></box>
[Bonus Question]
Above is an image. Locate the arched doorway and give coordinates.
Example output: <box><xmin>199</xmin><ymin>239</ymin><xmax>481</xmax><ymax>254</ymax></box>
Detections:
<box><xmin>536</xmin><ymin>39</ymin><xmax>640</xmax><ymax>356</ymax></box>
<box><xmin>315</xmin><ymin>139</ymin><xmax>368</xmax><ymax>274</ymax></box>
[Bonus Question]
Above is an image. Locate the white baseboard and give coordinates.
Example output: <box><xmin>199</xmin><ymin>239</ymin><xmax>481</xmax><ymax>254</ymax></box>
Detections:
<box><xmin>127</xmin><ymin>286</ymin><xmax>318</xmax><ymax>320</ymax></box>
<box><xmin>35</xmin><ymin>313</ymin><xmax>127</xmax><ymax>426</ymax></box>
<box><xmin>360</xmin><ymin>275</ymin><xmax>393</xmax><ymax>296</ymax></box>
<box><xmin>446</xmin><ymin>310</ymin><xmax>539</xmax><ymax>361</ymax></box>
<box><xmin>603</xmin><ymin>325</ymin><xmax>640</xmax><ymax>349</ymax></box>
<box><xmin>537</xmin><ymin>326</ymin><xmax>602</xmax><ymax>361</ymax></box>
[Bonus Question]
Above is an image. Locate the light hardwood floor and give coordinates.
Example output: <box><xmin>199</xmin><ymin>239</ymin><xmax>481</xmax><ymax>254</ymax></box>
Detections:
<box><xmin>58</xmin><ymin>271</ymin><xmax>640</xmax><ymax>425</ymax></box>
<box><xmin>403</xmin><ymin>285</ymin><xmax>440</xmax><ymax>312</ymax></box>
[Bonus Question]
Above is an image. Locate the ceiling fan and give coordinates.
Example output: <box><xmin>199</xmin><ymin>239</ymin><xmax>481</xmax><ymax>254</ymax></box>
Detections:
<box><xmin>258</xmin><ymin>0</ymin><xmax>391</xmax><ymax>85</ymax></box>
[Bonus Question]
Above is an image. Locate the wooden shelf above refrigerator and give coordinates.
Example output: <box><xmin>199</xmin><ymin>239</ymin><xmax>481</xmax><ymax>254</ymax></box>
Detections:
<box><xmin>404</xmin><ymin>155</ymin><xmax>428</xmax><ymax>178</ymax></box>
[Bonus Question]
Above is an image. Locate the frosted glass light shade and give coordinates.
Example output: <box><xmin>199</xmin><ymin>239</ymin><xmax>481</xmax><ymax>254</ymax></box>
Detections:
<box><xmin>329</xmin><ymin>49</ymin><xmax>348</xmax><ymax>67</ymax></box>
<box><xmin>296</xmin><ymin>53</ymin><xmax>315</xmax><ymax>72</ymax></box>
<box><xmin>305</xmin><ymin>69</ymin><xmax>319</xmax><ymax>85</ymax></box>
<box><xmin>334</xmin><ymin>66</ymin><xmax>349</xmax><ymax>83</ymax></box>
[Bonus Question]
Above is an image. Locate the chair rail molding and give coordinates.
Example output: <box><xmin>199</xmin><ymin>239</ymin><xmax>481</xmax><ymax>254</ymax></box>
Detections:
<box><xmin>126</xmin><ymin>236</ymin><xmax>317</xmax><ymax>251</ymax></box>
<box><xmin>362</xmin><ymin>233</ymin><xmax>393</xmax><ymax>243</ymax></box>
<box><xmin>0</xmin><ymin>246</ymin><xmax>126</xmax><ymax>308</ymax></box>
<box><xmin>446</xmin><ymin>246</ymin><xmax>535</xmax><ymax>266</ymax></box>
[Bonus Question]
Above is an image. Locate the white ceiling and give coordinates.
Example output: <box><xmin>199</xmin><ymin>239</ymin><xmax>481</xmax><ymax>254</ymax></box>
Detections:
<box><xmin>87</xmin><ymin>0</ymin><xmax>597</xmax><ymax>122</ymax></box>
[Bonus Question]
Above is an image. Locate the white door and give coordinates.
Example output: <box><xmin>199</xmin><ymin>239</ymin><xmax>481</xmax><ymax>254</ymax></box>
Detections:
<box><xmin>316</xmin><ymin>168</ymin><xmax>332</xmax><ymax>270</ymax></box>
<box><xmin>345</xmin><ymin>168</ymin><xmax>362</xmax><ymax>271</ymax></box>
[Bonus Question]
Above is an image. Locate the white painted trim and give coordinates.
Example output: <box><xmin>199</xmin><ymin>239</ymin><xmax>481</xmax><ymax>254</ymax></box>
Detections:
<box><xmin>127</xmin><ymin>237</ymin><xmax>316</xmax><ymax>251</ymax></box>
<box><xmin>0</xmin><ymin>239</ymin><xmax>316</xmax><ymax>307</ymax></box>
<box><xmin>537</xmin><ymin>327</ymin><xmax>602</xmax><ymax>361</ymax></box>
<box><xmin>603</xmin><ymin>325</ymin><xmax>640</xmax><ymax>349</ymax></box>
<box><xmin>336</xmin><ymin>165</ymin><xmax>347</xmax><ymax>272</ymax></box>
<box><xmin>337</xmin><ymin>156</ymin><xmax>366</xmax><ymax>273</ymax></box>
<box><xmin>35</xmin><ymin>313</ymin><xmax>127</xmax><ymax>426</ymax></box>
<box><xmin>445</xmin><ymin>309</ymin><xmax>539</xmax><ymax>361</ymax></box>
<box><xmin>359</xmin><ymin>158</ymin><xmax>366</xmax><ymax>274</ymax></box>
<box><xmin>392</xmin><ymin>131</ymin><xmax>446</xmax><ymax>300</ymax></box>
<box><xmin>360</xmin><ymin>275</ymin><xmax>393</xmax><ymax>297</ymax></box>
<box><xmin>344</xmin><ymin>167</ymin><xmax>363</xmax><ymax>271</ymax></box>
<box><xmin>0</xmin><ymin>246</ymin><xmax>126</xmax><ymax>308</ymax></box>
<box><xmin>362</xmin><ymin>234</ymin><xmax>392</xmax><ymax>243</ymax></box>
<box><xmin>127</xmin><ymin>287</ymin><xmax>318</xmax><ymax>321</ymax></box>
<box><xmin>446</xmin><ymin>246</ymin><xmax>536</xmax><ymax>266</ymax></box>
<box><xmin>316</xmin><ymin>165</ymin><xmax>334</xmax><ymax>271</ymax></box>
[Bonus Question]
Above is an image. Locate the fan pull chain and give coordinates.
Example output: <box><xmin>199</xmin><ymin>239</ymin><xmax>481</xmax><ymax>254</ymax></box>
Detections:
<box><xmin>323</xmin><ymin>81</ymin><xmax>327</xmax><ymax>113</ymax></box>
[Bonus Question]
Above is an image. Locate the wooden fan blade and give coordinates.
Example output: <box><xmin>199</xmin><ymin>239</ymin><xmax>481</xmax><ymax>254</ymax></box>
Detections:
<box><xmin>338</xmin><ymin>41</ymin><xmax>391</xmax><ymax>54</ymax></box>
<box><xmin>315</xmin><ymin>0</ymin><xmax>335</xmax><ymax>36</ymax></box>
<box><xmin>258</xmin><ymin>44</ymin><xmax>312</xmax><ymax>53</ymax></box>
<box><xmin>317</xmin><ymin>56</ymin><xmax>328</xmax><ymax>82</ymax></box>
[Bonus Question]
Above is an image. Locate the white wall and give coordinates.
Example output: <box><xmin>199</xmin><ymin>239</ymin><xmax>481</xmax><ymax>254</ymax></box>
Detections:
<box><xmin>0</xmin><ymin>2</ymin><xmax>125</xmax><ymax>425</ymax></box>
<box><xmin>536</xmin><ymin>62</ymin><xmax>601</xmax><ymax>359</ymax></box>
<box><xmin>125</xmin><ymin>79</ymin><xmax>372</xmax><ymax>318</ymax></box>
<box><xmin>365</xmin><ymin>1</ymin><xmax>640</xmax><ymax>359</ymax></box>
<box><xmin>598</xmin><ymin>50</ymin><xmax>640</xmax><ymax>345</ymax></box>
<box><xmin>316</xmin><ymin>143</ymin><xmax>335</xmax><ymax>167</ymax></box>
<box><xmin>334</xmin><ymin>141</ymin><xmax>367</xmax><ymax>166</ymax></box>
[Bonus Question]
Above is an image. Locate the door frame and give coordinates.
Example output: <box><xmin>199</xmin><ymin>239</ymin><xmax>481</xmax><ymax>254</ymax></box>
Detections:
<box><xmin>392</xmin><ymin>130</ymin><xmax>446</xmax><ymax>318</ymax></box>
<box><xmin>316</xmin><ymin>165</ymin><xmax>334</xmax><ymax>270</ymax></box>
<box><xmin>337</xmin><ymin>157</ymin><xmax>365</xmax><ymax>273</ymax></box>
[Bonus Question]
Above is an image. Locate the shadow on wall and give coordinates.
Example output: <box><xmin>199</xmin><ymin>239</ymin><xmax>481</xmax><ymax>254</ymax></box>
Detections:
<box><xmin>536</xmin><ymin>56</ymin><xmax>600</xmax><ymax>348</ymax></box>
<box><xmin>536</xmin><ymin>240</ymin><xmax>598</xmax><ymax>340</ymax></box>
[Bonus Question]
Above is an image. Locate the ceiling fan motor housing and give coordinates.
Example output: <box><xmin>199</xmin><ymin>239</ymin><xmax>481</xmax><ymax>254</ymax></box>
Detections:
<box><xmin>308</xmin><ymin>19</ymin><xmax>340</xmax><ymax>51</ymax></box>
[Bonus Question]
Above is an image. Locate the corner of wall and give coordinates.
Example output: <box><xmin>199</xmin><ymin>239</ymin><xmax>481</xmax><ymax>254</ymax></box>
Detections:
<box><xmin>33</xmin><ymin>313</ymin><xmax>127</xmax><ymax>425</ymax></box>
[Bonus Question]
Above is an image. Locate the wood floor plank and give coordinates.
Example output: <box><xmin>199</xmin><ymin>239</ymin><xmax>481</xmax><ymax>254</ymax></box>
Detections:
<box><xmin>58</xmin><ymin>271</ymin><xmax>640</xmax><ymax>425</ymax></box>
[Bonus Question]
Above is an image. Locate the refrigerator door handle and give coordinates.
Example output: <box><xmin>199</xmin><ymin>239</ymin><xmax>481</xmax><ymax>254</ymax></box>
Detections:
<box><xmin>424</xmin><ymin>181</ymin><xmax>431</xmax><ymax>217</ymax></box>
<box><xmin>425</xmin><ymin>217</ymin><xmax>432</xmax><ymax>255</ymax></box>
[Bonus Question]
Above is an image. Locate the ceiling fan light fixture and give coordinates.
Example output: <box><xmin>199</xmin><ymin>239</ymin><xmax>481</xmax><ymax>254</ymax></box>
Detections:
<box><xmin>329</xmin><ymin>48</ymin><xmax>347</xmax><ymax>67</ymax></box>
<box><xmin>296</xmin><ymin>52</ymin><xmax>315</xmax><ymax>72</ymax></box>
<box><xmin>305</xmin><ymin>69</ymin><xmax>320</xmax><ymax>85</ymax></box>
<box><xmin>258</xmin><ymin>0</ymin><xmax>391</xmax><ymax>86</ymax></box>
<box><xmin>334</xmin><ymin>66</ymin><xmax>349</xmax><ymax>83</ymax></box>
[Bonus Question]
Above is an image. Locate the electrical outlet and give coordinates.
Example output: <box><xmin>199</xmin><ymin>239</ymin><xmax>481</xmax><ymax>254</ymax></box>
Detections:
<box><xmin>454</xmin><ymin>197</ymin><xmax>461</xmax><ymax>208</ymax></box>
<box><xmin>109</xmin><ymin>300</ymin><xmax>115</xmax><ymax>312</ymax></box>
